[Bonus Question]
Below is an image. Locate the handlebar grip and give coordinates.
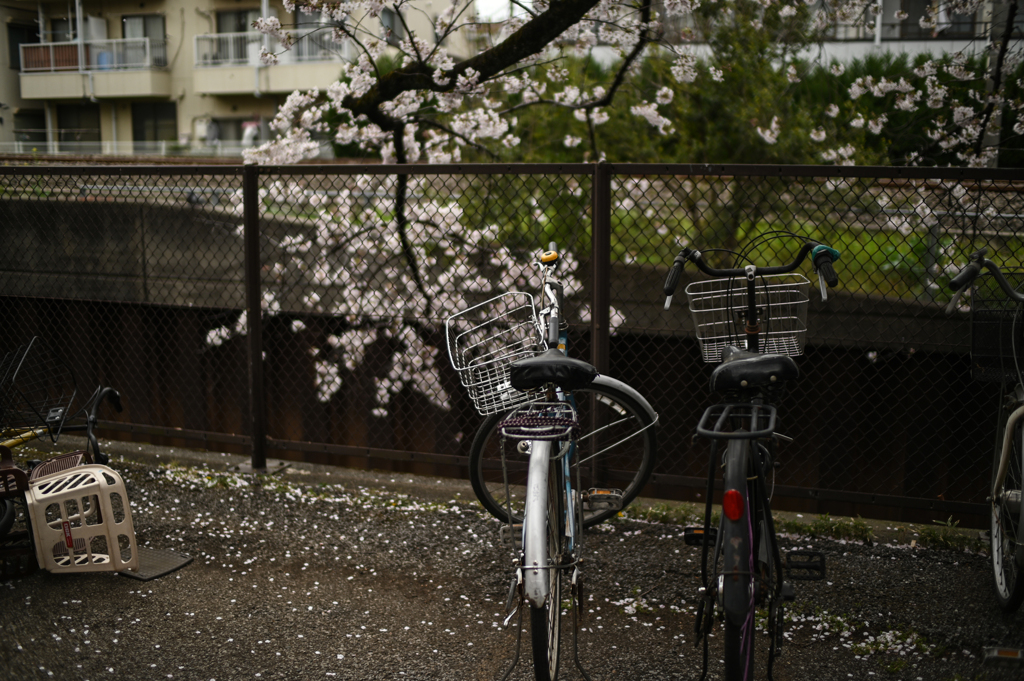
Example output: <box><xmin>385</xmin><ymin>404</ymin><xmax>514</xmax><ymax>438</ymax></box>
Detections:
<box><xmin>818</xmin><ymin>259</ymin><xmax>839</xmax><ymax>288</ymax></box>
<box><xmin>949</xmin><ymin>261</ymin><xmax>982</xmax><ymax>291</ymax></box>
<box><xmin>663</xmin><ymin>252</ymin><xmax>688</xmax><ymax>311</ymax></box>
<box><xmin>664</xmin><ymin>262</ymin><xmax>683</xmax><ymax>299</ymax></box>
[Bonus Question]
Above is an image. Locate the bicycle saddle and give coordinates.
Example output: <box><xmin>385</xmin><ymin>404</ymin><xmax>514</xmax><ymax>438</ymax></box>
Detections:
<box><xmin>509</xmin><ymin>349</ymin><xmax>599</xmax><ymax>391</ymax></box>
<box><xmin>709</xmin><ymin>345</ymin><xmax>799</xmax><ymax>393</ymax></box>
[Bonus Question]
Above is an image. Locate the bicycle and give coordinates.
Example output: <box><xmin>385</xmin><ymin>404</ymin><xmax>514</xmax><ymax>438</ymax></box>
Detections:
<box><xmin>662</xmin><ymin>236</ymin><xmax>840</xmax><ymax>681</ymax></box>
<box><xmin>0</xmin><ymin>336</ymin><xmax>127</xmax><ymax>578</ymax></box>
<box><xmin>446</xmin><ymin>246</ymin><xmax>658</xmax><ymax>681</ymax></box>
<box><xmin>946</xmin><ymin>248</ymin><xmax>1024</xmax><ymax>613</ymax></box>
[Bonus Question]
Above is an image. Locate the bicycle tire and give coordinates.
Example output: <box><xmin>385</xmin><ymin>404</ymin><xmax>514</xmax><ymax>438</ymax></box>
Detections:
<box><xmin>469</xmin><ymin>376</ymin><xmax>656</xmax><ymax>528</ymax></box>
<box><xmin>722</xmin><ymin>438</ymin><xmax>755</xmax><ymax>681</ymax></box>
<box><xmin>530</xmin><ymin>459</ymin><xmax>564</xmax><ymax>681</ymax></box>
<box><xmin>991</xmin><ymin>413</ymin><xmax>1024</xmax><ymax>613</ymax></box>
<box><xmin>0</xmin><ymin>497</ymin><xmax>14</xmax><ymax>538</ymax></box>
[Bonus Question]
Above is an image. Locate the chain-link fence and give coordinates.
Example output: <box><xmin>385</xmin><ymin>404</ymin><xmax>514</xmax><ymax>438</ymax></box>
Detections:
<box><xmin>1</xmin><ymin>163</ymin><xmax>1020</xmax><ymax>528</ymax></box>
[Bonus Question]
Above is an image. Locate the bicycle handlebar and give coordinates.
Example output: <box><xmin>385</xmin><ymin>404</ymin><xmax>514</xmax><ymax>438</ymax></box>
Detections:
<box><xmin>663</xmin><ymin>241</ymin><xmax>841</xmax><ymax>310</ymax></box>
<box><xmin>945</xmin><ymin>248</ymin><xmax>1024</xmax><ymax>314</ymax></box>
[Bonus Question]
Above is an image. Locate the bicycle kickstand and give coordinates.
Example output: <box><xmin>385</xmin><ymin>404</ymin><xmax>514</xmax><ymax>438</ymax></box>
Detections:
<box><xmin>497</xmin><ymin>570</ymin><xmax>525</xmax><ymax>681</ymax></box>
<box><xmin>571</xmin><ymin>566</ymin><xmax>594</xmax><ymax>681</ymax></box>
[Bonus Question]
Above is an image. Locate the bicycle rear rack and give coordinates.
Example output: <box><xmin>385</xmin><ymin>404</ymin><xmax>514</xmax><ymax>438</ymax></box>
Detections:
<box><xmin>695</xmin><ymin>403</ymin><xmax>777</xmax><ymax>440</ymax></box>
<box><xmin>499</xmin><ymin>402</ymin><xmax>579</xmax><ymax>441</ymax></box>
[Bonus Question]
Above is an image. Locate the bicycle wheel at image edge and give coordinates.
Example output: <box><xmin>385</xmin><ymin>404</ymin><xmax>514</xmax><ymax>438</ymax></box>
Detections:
<box><xmin>530</xmin><ymin>460</ymin><xmax>565</xmax><ymax>681</ymax></box>
<box><xmin>469</xmin><ymin>376</ymin><xmax>656</xmax><ymax>527</ymax></box>
<box><xmin>992</xmin><ymin>415</ymin><xmax>1024</xmax><ymax>613</ymax></box>
<box><xmin>722</xmin><ymin>438</ymin><xmax>756</xmax><ymax>681</ymax></box>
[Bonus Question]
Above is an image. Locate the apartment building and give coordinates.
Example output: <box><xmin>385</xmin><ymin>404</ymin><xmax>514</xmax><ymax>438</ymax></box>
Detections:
<box><xmin>0</xmin><ymin>1</ymin><xmax>1014</xmax><ymax>158</ymax></box>
<box><xmin>0</xmin><ymin>0</ymin><xmax>474</xmax><ymax>156</ymax></box>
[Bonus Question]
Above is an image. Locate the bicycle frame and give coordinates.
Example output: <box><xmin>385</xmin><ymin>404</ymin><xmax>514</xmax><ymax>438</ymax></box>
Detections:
<box><xmin>521</xmin><ymin>251</ymin><xmax>577</xmax><ymax>608</ymax></box>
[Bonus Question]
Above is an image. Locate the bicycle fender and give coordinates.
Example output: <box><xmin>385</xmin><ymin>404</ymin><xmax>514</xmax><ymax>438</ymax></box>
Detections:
<box><xmin>523</xmin><ymin>440</ymin><xmax>553</xmax><ymax>609</ymax></box>
<box><xmin>589</xmin><ymin>375</ymin><xmax>659</xmax><ymax>426</ymax></box>
<box><xmin>722</xmin><ymin>439</ymin><xmax>752</xmax><ymax>626</ymax></box>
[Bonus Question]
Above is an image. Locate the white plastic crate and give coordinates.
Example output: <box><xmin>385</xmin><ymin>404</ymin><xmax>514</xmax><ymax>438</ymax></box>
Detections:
<box><xmin>26</xmin><ymin>464</ymin><xmax>139</xmax><ymax>574</ymax></box>
<box><xmin>686</xmin><ymin>274</ymin><xmax>810</xmax><ymax>363</ymax></box>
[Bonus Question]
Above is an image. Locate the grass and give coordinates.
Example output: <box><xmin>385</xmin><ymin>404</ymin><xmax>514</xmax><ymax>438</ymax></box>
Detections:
<box><xmin>775</xmin><ymin>513</ymin><xmax>875</xmax><ymax>543</ymax></box>
<box><xmin>622</xmin><ymin>501</ymin><xmax>703</xmax><ymax>526</ymax></box>
<box><xmin>900</xmin><ymin>516</ymin><xmax>986</xmax><ymax>554</ymax></box>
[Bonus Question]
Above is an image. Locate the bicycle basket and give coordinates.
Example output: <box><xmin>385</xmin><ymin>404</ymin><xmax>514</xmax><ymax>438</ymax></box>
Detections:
<box><xmin>685</xmin><ymin>274</ymin><xmax>810</xmax><ymax>363</ymax></box>
<box><xmin>445</xmin><ymin>292</ymin><xmax>546</xmax><ymax>416</ymax></box>
<box><xmin>0</xmin><ymin>338</ymin><xmax>77</xmax><ymax>443</ymax></box>
<box><xmin>970</xmin><ymin>271</ymin><xmax>1024</xmax><ymax>383</ymax></box>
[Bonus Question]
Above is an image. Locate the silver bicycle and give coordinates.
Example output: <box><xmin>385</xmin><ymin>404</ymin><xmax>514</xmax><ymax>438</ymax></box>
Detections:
<box><xmin>947</xmin><ymin>248</ymin><xmax>1024</xmax><ymax>613</ymax></box>
<box><xmin>446</xmin><ymin>247</ymin><xmax>658</xmax><ymax>681</ymax></box>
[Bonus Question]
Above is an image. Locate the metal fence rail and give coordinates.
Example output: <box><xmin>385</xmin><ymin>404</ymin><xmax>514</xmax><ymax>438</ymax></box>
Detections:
<box><xmin>2</xmin><ymin>162</ymin><xmax>1021</xmax><ymax>528</ymax></box>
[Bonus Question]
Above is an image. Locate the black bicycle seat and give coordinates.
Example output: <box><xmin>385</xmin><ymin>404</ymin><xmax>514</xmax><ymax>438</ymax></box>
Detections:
<box><xmin>509</xmin><ymin>349</ymin><xmax>598</xmax><ymax>391</ymax></box>
<box><xmin>709</xmin><ymin>345</ymin><xmax>799</xmax><ymax>393</ymax></box>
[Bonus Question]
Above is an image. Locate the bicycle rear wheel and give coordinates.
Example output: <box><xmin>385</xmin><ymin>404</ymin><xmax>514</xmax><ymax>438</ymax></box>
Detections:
<box><xmin>992</xmin><ymin>414</ymin><xmax>1024</xmax><ymax>613</ymax></box>
<box><xmin>530</xmin><ymin>460</ymin><xmax>564</xmax><ymax>681</ymax></box>
<box><xmin>469</xmin><ymin>376</ymin><xmax>656</xmax><ymax>527</ymax></box>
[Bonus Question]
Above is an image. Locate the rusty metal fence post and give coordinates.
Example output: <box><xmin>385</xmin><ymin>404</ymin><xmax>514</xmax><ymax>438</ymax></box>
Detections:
<box><xmin>591</xmin><ymin>161</ymin><xmax>612</xmax><ymax>373</ymax></box>
<box><xmin>243</xmin><ymin>164</ymin><xmax>267</xmax><ymax>471</ymax></box>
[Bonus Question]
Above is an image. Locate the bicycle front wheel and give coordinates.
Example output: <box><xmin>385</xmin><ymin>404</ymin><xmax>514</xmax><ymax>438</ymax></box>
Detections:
<box><xmin>992</xmin><ymin>413</ymin><xmax>1024</xmax><ymax>613</ymax></box>
<box><xmin>530</xmin><ymin>460</ymin><xmax>565</xmax><ymax>681</ymax></box>
<box><xmin>469</xmin><ymin>376</ymin><xmax>656</xmax><ymax>527</ymax></box>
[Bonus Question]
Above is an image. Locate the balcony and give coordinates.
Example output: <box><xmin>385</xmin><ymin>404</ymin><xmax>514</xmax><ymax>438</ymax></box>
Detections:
<box><xmin>19</xmin><ymin>37</ymin><xmax>171</xmax><ymax>100</ymax></box>
<box><xmin>21</xmin><ymin>37</ymin><xmax>168</xmax><ymax>72</ymax></box>
<box><xmin>193</xmin><ymin>31</ymin><xmax>353</xmax><ymax>96</ymax></box>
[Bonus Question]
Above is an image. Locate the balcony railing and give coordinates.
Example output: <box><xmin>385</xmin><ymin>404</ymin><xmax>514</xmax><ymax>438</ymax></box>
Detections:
<box><xmin>20</xmin><ymin>37</ymin><xmax>168</xmax><ymax>73</ymax></box>
<box><xmin>194</xmin><ymin>30</ymin><xmax>348</xmax><ymax>67</ymax></box>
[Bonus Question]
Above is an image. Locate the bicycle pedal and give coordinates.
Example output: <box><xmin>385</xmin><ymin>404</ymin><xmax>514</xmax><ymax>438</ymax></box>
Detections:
<box><xmin>785</xmin><ymin>550</ymin><xmax>826</xmax><ymax>581</ymax></box>
<box><xmin>499</xmin><ymin>524</ymin><xmax>523</xmax><ymax>549</ymax></box>
<box><xmin>683</xmin><ymin>526</ymin><xmax>717</xmax><ymax>546</ymax></box>
<box><xmin>582</xmin><ymin>488</ymin><xmax>623</xmax><ymax>511</ymax></box>
<box><xmin>983</xmin><ymin>647</ymin><xmax>1024</xmax><ymax>667</ymax></box>
<box><xmin>780</xmin><ymin>581</ymin><xmax>795</xmax><ymax>602</ymax></box>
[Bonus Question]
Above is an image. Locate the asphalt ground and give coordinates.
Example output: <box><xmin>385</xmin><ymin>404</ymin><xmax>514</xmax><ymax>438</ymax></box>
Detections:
<box><xmin>2</xmin><ymin>437</ymin><xmax>1024</xmax><ymax>681</ymax></box>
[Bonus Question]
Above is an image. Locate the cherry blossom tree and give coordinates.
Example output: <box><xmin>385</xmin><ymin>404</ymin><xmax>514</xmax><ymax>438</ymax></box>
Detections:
<box><xmin>232</xmin><ymin>0</ymin><xmax>1020</xmax><ymax>412</ymax></box>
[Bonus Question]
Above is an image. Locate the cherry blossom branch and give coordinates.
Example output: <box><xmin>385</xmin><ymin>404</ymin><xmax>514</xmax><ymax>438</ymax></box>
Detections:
<box><xmin>972</xmin><ymin>0</ymin><xmax>1018</xmax><ymax>157</ymax></box>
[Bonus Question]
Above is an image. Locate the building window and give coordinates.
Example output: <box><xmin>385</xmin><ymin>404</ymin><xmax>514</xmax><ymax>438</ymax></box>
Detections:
<box><xmin>381</xmin><ymin>8</ymin><xmax>403</xmax><ymax>45</ymax></box>
<box><xmin>50</xmin><ymin>18</ymin><xmax>75</xmax><ymax>42</ymax></box>
<box><xmin>122</xmin><ymin>14</ymin><xmax>167</xmax><ymax>66</ymax></box>
<box><xmin>8</xmin><ymin>24</ymin><xmax>39</xmax><ymax>70</ymax></box>
<box><xmin>217</xmin><ymin>9</ymin><xmax>262</xmax><ymax>34</ymax></box>
<box><xmin>132</xmin><ymin>102</ymin><xmax>177</xmax><ymax>153</ymax></box>
<box><xmin>57</xmin><ymin>104</ymin><xmax>101</xmax><ymax>153</ymax></box>
<box><xmin>13</xmin><ymin>111</ymin><xmax>46</xmax><ymax>143</ymax></box>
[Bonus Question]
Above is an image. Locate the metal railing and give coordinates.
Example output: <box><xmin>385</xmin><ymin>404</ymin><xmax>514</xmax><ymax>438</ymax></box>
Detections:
<box><xmin>194</xmin><ymin>30</ymin><xmax>348</xmax><ymax>67</ymax></box>
<box><xmin>20</xmin><ymin>37</ymin><xmax>168</xmax><ymax>73</ymax></box>
<box><xmin>2</xmin><ymin>162</ymin><xmax>1022</xmax><ymax>529</ymax></box>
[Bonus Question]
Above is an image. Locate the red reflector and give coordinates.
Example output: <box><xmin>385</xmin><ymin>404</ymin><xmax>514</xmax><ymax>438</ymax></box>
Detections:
<box><xmin>723</xmin><ymin>489</ymin><xmax>745</xmax><ymax>521</ymax></box>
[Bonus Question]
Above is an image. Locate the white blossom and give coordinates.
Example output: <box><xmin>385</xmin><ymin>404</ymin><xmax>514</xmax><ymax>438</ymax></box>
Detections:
<box><xmin>757</xmin><ymin>116</ymin><xmax>780</xmax><ymax>144</ymax></box>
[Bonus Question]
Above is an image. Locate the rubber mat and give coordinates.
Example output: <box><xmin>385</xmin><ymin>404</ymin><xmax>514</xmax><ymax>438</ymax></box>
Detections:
<box><xmin>119</xmin><ymin>546</ymin><xmax>193</xmax><ymax>581</ymax></box>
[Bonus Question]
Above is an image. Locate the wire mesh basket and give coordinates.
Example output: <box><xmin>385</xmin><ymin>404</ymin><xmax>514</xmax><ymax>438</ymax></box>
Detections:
<box><xmin>0</xmin><ymin>338</ymin><xmax>77</xmax><ymax>442</ymax></box>
<box><xmin>685</xmin><ymin>274</ymin><xmax>810</xmax><ymax>363</ymax></box>
<box><xmin>445</xmin><ymin>292</ymin><xmax>546</xmax><ymax>416</ymax></box>
<box><xmin>969</xmin><ymin>271</ymin><xmax>1024</xmax><ymax>384</ymax></box>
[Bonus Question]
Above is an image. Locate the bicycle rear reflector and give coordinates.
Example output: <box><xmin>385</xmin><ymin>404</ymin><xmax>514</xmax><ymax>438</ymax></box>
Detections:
<box><xmin>722</xmin><ymin>489</ymin><xmax>744</xmax><ymax>521</ymax></box>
